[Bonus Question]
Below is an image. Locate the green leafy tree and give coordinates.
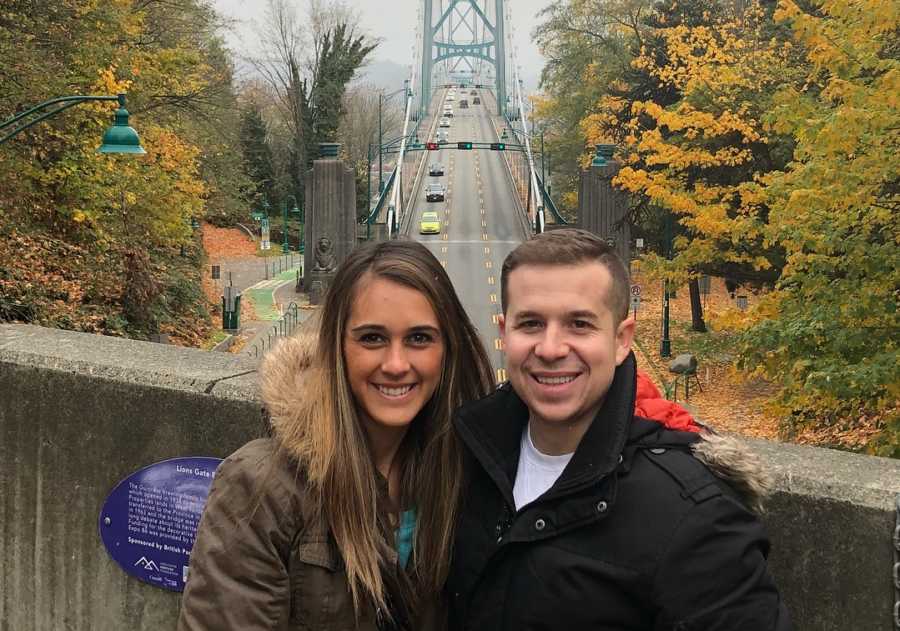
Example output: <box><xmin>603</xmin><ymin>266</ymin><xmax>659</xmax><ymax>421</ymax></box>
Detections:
<box><xmin>734</xmin><ymin>0</ymin><xmax>900</xmax><ymax>453</ymax></box>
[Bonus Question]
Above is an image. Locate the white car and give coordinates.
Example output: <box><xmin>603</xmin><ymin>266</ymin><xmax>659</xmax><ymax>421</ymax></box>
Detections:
<box><xmin>439</xmin><ymin>118</ymin><xmax>451</xmax><ymax>128</ymax></box>
<box><xmin>447</xmin><ymin>94</ymin><xmax>455</xmax><ymax>101</ymax></box>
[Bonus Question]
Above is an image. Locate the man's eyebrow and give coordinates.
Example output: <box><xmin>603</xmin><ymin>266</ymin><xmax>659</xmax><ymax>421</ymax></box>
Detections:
<box><xmin>568</xmin><ymin>310</ymin><xmax>599</xmax><ymax>320</ymax></box>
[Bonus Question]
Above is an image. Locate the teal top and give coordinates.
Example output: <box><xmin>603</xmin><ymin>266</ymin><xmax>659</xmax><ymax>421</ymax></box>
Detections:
<box><xmin>395</xmin><ymin>509</ymin><xmax>417</xmax><ymax>569</ymax></box>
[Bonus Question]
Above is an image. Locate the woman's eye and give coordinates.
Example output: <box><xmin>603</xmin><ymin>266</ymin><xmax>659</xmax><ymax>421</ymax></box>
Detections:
<box><xmin>408</xmin><ymin>332</ymin><xmax>434</xmax><ymax>345</ymax></box>
<box><xmin>359</xmin><ymin>333</ymin><xmax>385</xmax><ymax>345</ymax></box>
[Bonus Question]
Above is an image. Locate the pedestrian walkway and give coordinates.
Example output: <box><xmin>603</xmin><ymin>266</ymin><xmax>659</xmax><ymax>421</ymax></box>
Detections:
<box><xmin>243</xmin><ymin>269</ymin><xmax>300</xmax><ymax>321</ymax></box>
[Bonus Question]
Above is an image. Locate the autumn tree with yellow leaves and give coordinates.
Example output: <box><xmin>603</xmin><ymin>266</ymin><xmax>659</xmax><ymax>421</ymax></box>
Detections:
<box><xmin>0</xmin><ymin>0</ymin><xmax>246</xmax><ymax>343</ymax></box>
<box><xmin>534</xmin><ymin>0</ymin><xmax>898</xmax><ymax>452</ymax></box>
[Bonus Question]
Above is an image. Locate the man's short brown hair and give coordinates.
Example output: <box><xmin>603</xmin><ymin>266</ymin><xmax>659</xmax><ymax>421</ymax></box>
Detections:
<box><xmin>501</xmin><ymin>229</ymin><xmax>631</xmax><ymax>323</ymax></box>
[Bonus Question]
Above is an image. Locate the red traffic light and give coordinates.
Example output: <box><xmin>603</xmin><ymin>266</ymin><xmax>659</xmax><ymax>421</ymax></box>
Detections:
<box><xmin>426</xmin><ymin>142</ymin><xmax>439</xmax><ymax>150</ymax></box>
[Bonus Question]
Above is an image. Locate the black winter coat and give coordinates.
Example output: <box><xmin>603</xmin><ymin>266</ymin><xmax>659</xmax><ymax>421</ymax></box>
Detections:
<box><xmin>447</xmin><ymin>353</ymin><xmax>792</xmax><ymax>631</ymax></box>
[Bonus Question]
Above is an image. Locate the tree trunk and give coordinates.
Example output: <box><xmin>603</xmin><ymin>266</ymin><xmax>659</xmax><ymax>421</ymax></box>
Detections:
<box><xmin>689</xmin><ymin>277</ymin><xmax>707</xmax><ymax>332</ymax></box>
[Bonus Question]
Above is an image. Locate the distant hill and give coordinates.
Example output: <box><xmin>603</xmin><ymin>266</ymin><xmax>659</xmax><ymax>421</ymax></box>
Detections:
<box><xmin>356</xmin><ymin>59</ymin><xmax>410</xmax><ymax>90</ymax></box>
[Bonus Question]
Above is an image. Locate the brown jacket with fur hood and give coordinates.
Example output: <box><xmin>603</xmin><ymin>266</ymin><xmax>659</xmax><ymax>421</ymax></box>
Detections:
<box><xmin>177</xmin><ymin>334</ymin><xmax>435</xmax><ymax>631</ymax></box>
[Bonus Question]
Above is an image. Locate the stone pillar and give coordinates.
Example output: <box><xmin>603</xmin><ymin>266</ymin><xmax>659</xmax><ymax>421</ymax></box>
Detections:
<box><xmin>577</xmin><ymin>144</ymin><xmax>631</xmax><ymax>263</ymax></box>
<box><xmin>303</xmin><ymin>143</ymin><xmax>358</xmax><ymax>304</ymax></box>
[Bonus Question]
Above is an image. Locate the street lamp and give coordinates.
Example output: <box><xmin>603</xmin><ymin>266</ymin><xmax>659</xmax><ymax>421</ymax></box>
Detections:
<box><xmin>1</xmin><ymin>93</ymin><xmax>144</xmax><ymax>153</ymax></box>
<box><xmin>378</xmin><ymin>81</ymin><xmax>410</xmax><ymax>194</ymax></box>
<box><xmin>282</xmin><ymin>197</ymin><xmax>301</xmax><ymax>253</ymax></box>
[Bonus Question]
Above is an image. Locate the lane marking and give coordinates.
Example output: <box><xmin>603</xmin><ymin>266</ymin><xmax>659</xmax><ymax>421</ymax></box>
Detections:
<box><xmin>488</xmin><ymin>276</ymin><xmax>495</xmax><ymax>285</ymax></box>
<box><xmin>442</xmin><ymin>233</ymin><xmax>449</xmax><ymax>241</ymax></box>
<box><xmin>496</xmin><ymin>368</ymin><xmax>507</xmax><ymax>383</ymax></box>
<box><xmin>490</xmin><ymin>293</ymin><xmax>497</xmax><ymax>304</ymax></box>
<box><xmin>441</xmin><ymin>261</ymin><xmax>447</xmax><ymax>268</ymax></box>
<box><xmin>492</xmin><ymin>313</ymin><xmax>500</xmax><ymax>324</ymax></box>
<box><xmin>482</xmin><ymin>233</ymin><xmax>489</xmax><ymax>241</ymax></box>
<box><xmin>484</xmin><ymin>247</ymin><xmax>490</xmax><ymax>254</ymax></box>
<box><xmin>441</xmin><ymin>246</ymin><xmax>448</xmax><ymax>253</ymax></box>
<box><xmin>485</xmin><ymin>260</ymin><xmax>492</xmax><ymax>269</ymax></box>
<box><xmin>494</xmin><ymin>338</ymin><xmax>504</xmax><ymax>350</ymax></box>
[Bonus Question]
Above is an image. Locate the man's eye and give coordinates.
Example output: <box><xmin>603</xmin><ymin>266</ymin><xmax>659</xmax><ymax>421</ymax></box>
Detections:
<box><xmin>572</xmin><ymin>320</ymin><xmax>592</xmax><ymax>329</ymax></box>
<box><xmin>518</xmin><ymin>320</ymin><xmax>542</xmax><ymax>330</ymax></box>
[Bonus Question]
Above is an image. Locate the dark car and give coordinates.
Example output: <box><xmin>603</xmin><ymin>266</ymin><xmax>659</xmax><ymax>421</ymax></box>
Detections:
<box><xmin>473</xmin><ymin>97</ymin><xmax>481</xmax><ymax>105</ymax></box>
<box><xmin>425</xmin><ymin>183</ymin><xmax>445</xmax><ymax>202</ymax></box>
<box><xmin>459</xmin><ymin>100</ymin><xmax>469</xmax><ymax>108</ymax></box>
<box><xmin>429</xmin><ymin>163</ymin><xmax>445</xmax><ymax>176</ymax></box>
<box><xmin>470</xmin><ymin>90</ymin><xmax>477</xmax><ymax>95</ymax></box>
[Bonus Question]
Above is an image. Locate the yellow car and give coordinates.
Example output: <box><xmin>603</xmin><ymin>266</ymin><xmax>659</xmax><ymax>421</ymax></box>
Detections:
<box><xmin>419</xmin><ymin>211</ymin><xmax>441</xmax><ymax>235</ymax></box>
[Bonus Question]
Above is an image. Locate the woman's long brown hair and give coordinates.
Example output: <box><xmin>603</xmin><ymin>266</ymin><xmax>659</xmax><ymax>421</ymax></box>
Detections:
<box><xmin>263</xmin><ymin>240</ymin><xmax>494</xmax><ymax>616</ymax></box>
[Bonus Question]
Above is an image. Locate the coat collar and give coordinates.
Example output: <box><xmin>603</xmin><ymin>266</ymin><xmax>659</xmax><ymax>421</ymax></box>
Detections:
<box><xmin>454</xmin><ymin>352</ymin><xmax>640</xmax><ymax>507</ymax></box>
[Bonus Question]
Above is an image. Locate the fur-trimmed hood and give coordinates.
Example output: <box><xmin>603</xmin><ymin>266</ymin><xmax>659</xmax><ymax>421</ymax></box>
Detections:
<box><xmin>259</xmin><ymin>328</ymin><xmax>771</xmax><ymax>513</ymax></box>
<box><xmin>258</xmin><ymin>316</ymin><xmax>322</xmax><ymax>461</ymax></box>
<box><xmin>634</xmin><ymin>371</ymin><xmax>773</xmax><ymax>513</ymax></box>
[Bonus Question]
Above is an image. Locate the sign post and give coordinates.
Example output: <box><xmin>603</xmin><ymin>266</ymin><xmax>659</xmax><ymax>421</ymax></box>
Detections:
<box><xmin>630</xmin><ymin>284</ymin><xmax>641</xmax><ymax>319</ymax></box>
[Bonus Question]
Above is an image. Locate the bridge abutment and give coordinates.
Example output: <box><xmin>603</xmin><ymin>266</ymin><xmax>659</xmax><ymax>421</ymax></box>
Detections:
<box><xmin>1</xmin><ymin>323</ymin><xmax>898</xmax><ymax>629</ymax></box>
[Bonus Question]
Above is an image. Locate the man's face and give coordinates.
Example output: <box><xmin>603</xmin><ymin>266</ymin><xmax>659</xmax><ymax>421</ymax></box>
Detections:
<box><xmin>499</xmin><ymin>262</ymin><xmax>635</xmax><ymax>432</ymax></box>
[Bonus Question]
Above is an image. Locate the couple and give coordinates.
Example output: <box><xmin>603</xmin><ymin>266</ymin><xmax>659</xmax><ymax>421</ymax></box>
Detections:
<box><xmin>179</xmin><ymin>229</ymin><xmax>791</xmax><ymax>630</ymax></box>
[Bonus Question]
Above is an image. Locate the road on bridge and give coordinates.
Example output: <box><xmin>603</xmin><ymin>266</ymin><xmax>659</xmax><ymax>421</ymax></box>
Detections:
<box><xmin>405</xmin><ymin>88</ymin><xmax>529</xmax><ymax>381</ymax></box>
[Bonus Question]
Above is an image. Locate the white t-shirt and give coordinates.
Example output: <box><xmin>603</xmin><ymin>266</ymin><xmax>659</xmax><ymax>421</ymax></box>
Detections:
<box><xmin>513</xmin><ymin>424</ymin><xmax>574</xmax><ymax>510</ymax></box>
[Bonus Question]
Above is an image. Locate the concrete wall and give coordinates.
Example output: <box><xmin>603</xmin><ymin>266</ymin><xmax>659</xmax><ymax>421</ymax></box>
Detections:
<box><xmin>2</xmin><ymin>323</ymin><xmax>899</xmax><ymax>630</ymax></box>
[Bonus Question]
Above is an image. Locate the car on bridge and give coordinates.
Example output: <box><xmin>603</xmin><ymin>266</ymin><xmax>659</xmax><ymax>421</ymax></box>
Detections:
<box><xmin>447</xmin><ymin>94</ymin><xmax>455</xmax><ymax>101</ymax></box>
<box><xmin>473</xmin><ymin>97</ymin><xmax>481</xmax><ymax>105</ymax></box>
<box><xmin>419</xmin><ymin>211</ymin><xmax>441</xmax><ymax>234</ymax></box>
<box><xmin>439</xmin><ymin>118</ymin><xmax>451</xmax><ymax>128</ymax></box>
<box><xmin>470</xmin><ymin>90</ymin><xmax>477</xmax><ymax>95</ymax></box>
<box><xmin>459</xmin><ymin>100</ymin><xmax>468</xmax><ymax>108</ymax></box>
<box><xmin>425</xmin><ymin>183</ymin><xmax>445</xmax><ymax>202</ymax></box>
<box><xmin>443</xmin><ymin>110</ymin><xmax>453</xmax><ymax>117</ymax></box>
<box><xmin>429</xmin><ymin>163</ymin><xmax>445</xmax><ymax>176</ymax></box>
<box><xmin>437</xmin><ymin>130</ymin><xmax>449</xmax><ymax>144</ymax></box>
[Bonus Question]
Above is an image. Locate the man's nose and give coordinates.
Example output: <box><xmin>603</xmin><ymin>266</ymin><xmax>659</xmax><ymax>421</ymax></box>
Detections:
<box><xmin>534</xmin><ymin>323</ymin><xmax>569</xmax><ymax>362</ymax></box>
<box><xmin>381</xmin><ymin>342</ymin><xmax>411</xmax><ymax>375</ymax></box>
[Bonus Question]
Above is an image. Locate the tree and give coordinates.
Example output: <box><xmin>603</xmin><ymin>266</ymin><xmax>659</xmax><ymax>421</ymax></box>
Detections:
<box><xmin>734</xmin><ymin>0</ymin><xmax>900</xmax><ymax>454</ymax></box>
<box><xmin>240</xmin><ymin>104</ymin><xmax>276</xmax><ymax>207</ymax></box>
<box><xmin>251</xmin><ymin>0</ymin><xmax>376</xmax><ymax>211</ymax></box>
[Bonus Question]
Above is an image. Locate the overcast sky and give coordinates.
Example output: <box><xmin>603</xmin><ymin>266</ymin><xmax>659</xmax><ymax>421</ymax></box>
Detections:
<box><xmin>210</xmin><ymin>0</ymin><xmax>549</xmax><ymax>91</ymax></box>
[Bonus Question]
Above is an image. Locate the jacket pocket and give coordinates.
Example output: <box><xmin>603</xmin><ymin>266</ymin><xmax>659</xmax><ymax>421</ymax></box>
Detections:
<box><xmin>290</xmin><ymin>540</ymin><xmax>360</xmax><ymax>630</ymax></box>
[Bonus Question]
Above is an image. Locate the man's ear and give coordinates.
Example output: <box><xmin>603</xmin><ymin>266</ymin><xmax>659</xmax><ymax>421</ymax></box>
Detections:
<box><xmin>614</xmin><ymin>315</ymin><xmax>636</xmax><ymax>366</ymax></box>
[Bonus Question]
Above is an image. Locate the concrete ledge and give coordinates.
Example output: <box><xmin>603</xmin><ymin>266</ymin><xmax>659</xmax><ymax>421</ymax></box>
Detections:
<box><xmin>2</xmin><ymin>324</ymin><xmax>899</xmax><ymax>630</ymax></box>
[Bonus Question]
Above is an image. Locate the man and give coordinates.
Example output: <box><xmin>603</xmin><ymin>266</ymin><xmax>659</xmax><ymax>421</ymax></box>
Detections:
<box><xmin>448</xmin><ymin>229</ymin><xmax>791</xmax><ymax>630</ymax></box>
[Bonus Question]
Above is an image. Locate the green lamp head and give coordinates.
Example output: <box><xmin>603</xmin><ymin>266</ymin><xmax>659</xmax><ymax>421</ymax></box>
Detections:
<box><xmin>591</xmin><ymin>144</ymin><xmax>616</xmax><ymax>167</ymax></box>
<box><xmin>98</xmin><ymin>95</ymin><xmax>145</xmax><ymax>155</ymax></box>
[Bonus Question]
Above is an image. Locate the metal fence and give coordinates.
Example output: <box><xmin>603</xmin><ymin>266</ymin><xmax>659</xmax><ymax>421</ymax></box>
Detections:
<box><xmin>247</xmin><ymin>302</ymin><xmax>303</xmax><ymax>359</ymax></box>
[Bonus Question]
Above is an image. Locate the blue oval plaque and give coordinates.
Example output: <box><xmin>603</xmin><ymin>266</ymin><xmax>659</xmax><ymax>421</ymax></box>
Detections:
<box><xmin>99</xmin><ymin>456</ymin><xmax>222</xmax><ymax>592</ymax></box>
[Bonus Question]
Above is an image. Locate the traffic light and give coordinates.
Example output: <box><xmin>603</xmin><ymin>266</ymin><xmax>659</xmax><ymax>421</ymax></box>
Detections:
<box><xmin>490</xmin><ymin>142</ymin><xmax>506</xmax><ymax>151</ymax></box>
<box><xmin>457</xmin><ymin>142</ymin><xmax>473</xmax><ymax>150</ymax></box>
<box><xmin>426</xmin><ymin>142</ymin><xmax>439</xmax><ymax>150</ymax></box>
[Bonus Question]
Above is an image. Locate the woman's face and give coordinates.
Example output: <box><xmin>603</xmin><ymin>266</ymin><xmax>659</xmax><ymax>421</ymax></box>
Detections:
<box><xmin>344</xmin><ymin>276</ymin><xmax>445</xmax><ymax>433</ymax></box>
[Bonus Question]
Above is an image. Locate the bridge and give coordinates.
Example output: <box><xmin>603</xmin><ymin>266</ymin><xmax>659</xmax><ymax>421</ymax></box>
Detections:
<box><xmin>1</xmin><ymin>2</ymin><xmax>899</xmax><ymax>630</ymax></box>
<box><xmin>366</xmin><ymin>0</ymin><xmax>553</xmax><ymax>372</ymax></box>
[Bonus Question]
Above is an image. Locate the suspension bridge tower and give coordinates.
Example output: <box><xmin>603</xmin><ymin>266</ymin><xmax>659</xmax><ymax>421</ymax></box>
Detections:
<box><xmin>419</xmin><ymin>0</ymin><xmax>508</xmax><ymax>117</ymax></box>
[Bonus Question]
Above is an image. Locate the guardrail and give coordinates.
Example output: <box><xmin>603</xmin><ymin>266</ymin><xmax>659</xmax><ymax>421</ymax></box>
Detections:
<box><xmin>247</xmin><ymin>302</ymin><xmax>302</xmax><ymax>359</ymax></box>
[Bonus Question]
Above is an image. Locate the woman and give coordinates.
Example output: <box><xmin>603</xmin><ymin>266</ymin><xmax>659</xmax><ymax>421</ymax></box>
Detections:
<box><xmin>178</xmin><ymin>240</ymin><xmax>495</xmax><ymax>630</ymax></box>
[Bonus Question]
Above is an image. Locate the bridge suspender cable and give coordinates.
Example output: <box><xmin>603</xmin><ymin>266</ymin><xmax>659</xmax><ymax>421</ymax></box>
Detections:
<box><xmin>505</xmin><ymin>6</ymin><xmax>544</xmax><ymax>234</ymax></box>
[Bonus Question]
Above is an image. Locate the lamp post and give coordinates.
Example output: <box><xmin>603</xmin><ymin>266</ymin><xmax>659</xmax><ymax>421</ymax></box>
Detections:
<box><xmin>282</xmin><ymin>197</ymin><xmax>301</xmax><ymax>253</ymax></box>
<box><xmin>1</xmin><ymin>93</ymin><xmax>144</xmax><ymax>153</ymax></box>
<box><xmin>659</xmin><ymin>211</ymin><xmax>674</xmax><ymax>357</ymax></box>
<box><xmin>378</xmin><ymin>82</ymin><xmax>410</xmax><ymax>194</ymax></box>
